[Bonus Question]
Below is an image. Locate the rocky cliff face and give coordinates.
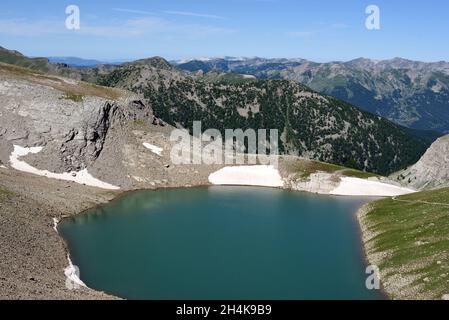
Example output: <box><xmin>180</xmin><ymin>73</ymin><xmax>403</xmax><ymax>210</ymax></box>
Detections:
<box><xmin>55</xmin><ymin>99</ymin><xmax>160</xmax><ymax>171</ymax></box>
<box><xmin>0</xmin><ymin>64</ymin><xmax>159</xmax><ymax>174</ymax></box>
<box><xmin>392</xmin><ymin>134</ymin><xmax>449</xmax><ymax>189</ymax></box>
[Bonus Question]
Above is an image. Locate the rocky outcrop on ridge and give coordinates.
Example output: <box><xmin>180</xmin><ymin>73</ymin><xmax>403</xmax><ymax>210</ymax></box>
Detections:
<box><xmin>0</xmin><ymin>63</ymin><xmax>165</xmax><ymax>181</ymax></box>
<box><xmin>392</xmin><ymin>134</ymin><xmax>449</xmax><ymax>190</ymax></box>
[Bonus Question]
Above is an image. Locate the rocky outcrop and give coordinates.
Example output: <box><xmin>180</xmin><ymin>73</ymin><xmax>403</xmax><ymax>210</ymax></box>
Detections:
<box><xmin>283</xmin><ymin>172</ymin><xmax>341</xmax><ymax>194</ymax></box>
<box><xmin>57</xmin><ymin>99</ymin><xmax>158</xmax><ymax>171</ymax></box>
<box><xmin>0</xmin><ymin>68</ymin><xmax>160</xmax><ymax>173</ymax></box>
<box><xmin>392</xmin><ymin>134</ymin><xmax>449</xmax><ymax>189</ymax></box>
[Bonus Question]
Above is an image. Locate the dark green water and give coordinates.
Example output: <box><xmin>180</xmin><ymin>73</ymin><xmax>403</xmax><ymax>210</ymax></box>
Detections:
<box><xmin>59</xmin><ymin>186</ymin><xmax>384</xmax><ymax>300</ymax></box>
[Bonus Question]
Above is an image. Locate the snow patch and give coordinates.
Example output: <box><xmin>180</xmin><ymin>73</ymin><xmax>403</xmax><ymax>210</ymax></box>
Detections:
<box><xmin>0</xmin><ymin>165</ymin><xmax>7</xmax><ymax>169</ymax></box>
<box><xmin>64</xmin><ymin>255</ymin><xmax>86</xmax><ymax>288</ymax></box>
<box><xmin>330</xmin><ymin>177</ymin><xmax>415</xmax><ymax>196</ymax></box>
<box><xmin>143</xmin><ymin>142</ymin><xmax>163</xmax><ymax>156</ymax></box>
<box><xmin>209</xmin><ymin>165</ymin><xmax>284</xmax><ymax>187</ymax></box>
<box><xmin>52</xmin><ymin>218</ymin><xmax>86</xmax><ymax>289</ymax></box>
<box><xmin>52</xmin><ymin>217</ymin><xmax>59</xmax><ymax>233</ymax></box>
<box><xmin>9</xmin><ymin>145</ymin><xmax>120</xmax><ymax>190</ymax></box>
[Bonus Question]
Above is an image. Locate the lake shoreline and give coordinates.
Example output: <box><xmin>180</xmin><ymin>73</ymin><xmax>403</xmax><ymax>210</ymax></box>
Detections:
<box><xmin>58</xmin><ymin>185</ymin><xmax>391</xmax><ymax>300</ymax></box>
<box><xmin>0</xmin><ymin>168</ymin><xmax>119</xmax><ymax>299</ymax></box>
<box><xmin>1</xmin><ymin>162</ymin><xmax>397</xmax><ymax>300</ymax></box>
<box><xmin>356</xmin><ymin>203</ymin><xmax>399</xmax><ymax>300</ymax></box>
<box><xmin>353</xmin><ymin>203</ymin><xmax>390</xmax><ymax>300</ymax></box>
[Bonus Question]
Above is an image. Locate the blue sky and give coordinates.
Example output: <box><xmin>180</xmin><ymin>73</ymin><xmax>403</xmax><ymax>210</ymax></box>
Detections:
<box><xmin>0</xmin><ymin>0</ymin><xmax>448</xmax><ymax>62</ymax></box>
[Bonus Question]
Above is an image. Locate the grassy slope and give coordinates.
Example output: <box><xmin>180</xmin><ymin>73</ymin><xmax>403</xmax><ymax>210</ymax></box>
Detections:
<box><xmin>360</xmin><ymin>188</ymin><xmax>449</xmax><ymax>299</ymax></box>
<box><xmin>0</xmin><ymin>62</ymin><xmax>125</xmax><ymax>101</ymax></box>
<box><xmin>0</xmin><ymin>49</ymin><xmax>50</xmax><ymax>73</ymax></box>
<box><xmin>283</xmin><ymin>157</ymin><xmax>378</xmax><ymax>180</ymax></box>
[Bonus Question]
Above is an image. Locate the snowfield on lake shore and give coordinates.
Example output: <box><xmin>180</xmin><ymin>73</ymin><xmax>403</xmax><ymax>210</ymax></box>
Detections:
<box><xmin>330</xmin><ymin>177</ymin><xmax>415</xmax><ymax>196</ymax></box>
<box><xmin>208</xmin><ymin>165</ymin><xmax>284</xmax><ymax>187</ymax></box>
<box><xmin>209</xmin><ymin>165</ymin><xmax>416</xmax><ymax>197</ymax></box>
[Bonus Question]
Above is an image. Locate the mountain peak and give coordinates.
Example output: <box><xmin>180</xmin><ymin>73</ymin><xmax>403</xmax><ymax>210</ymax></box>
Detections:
<box><xmin>130</xmin><ymin>56</ymin><xmax>172</xmax><ymax>70</ymax></box>
<box><xmin>345</xmin><ymin>57</ymin><xmax>377</xmax><ymax>68</ymax></box>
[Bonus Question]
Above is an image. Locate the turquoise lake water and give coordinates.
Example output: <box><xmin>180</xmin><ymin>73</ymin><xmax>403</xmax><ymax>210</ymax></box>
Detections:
<box><xmin>59</xmin><ymin>186</ymin><xmax>384</xmax><ymax>300</ymax></box>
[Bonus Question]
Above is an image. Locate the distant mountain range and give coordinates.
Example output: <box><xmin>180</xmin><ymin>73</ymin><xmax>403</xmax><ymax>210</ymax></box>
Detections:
<box><xmin>47</xmin><ymin>57</ymin><xmax>130</xmax><ymax>68</ymax></box>
<box><xmin>47</xmin><ymin>57</ymin><xmax>106</xmax><ymax>67</ymax></box>
<box><xmin>0</xmin><ymin>45</ymin><xmax>442</xmax><ymax>175</ymax></box>
<box><xmin>4</xmin><ymin>46</ymin><xmax>448</xmax><ymax>134</ymax></box>
<box><xmin>174</xmin><ymin>57</ymin><xmax>449</xmax><ymax>133</ymax></box>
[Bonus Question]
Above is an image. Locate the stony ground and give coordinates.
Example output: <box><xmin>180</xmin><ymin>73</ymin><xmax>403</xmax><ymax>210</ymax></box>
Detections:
<box><xmin>0</xmin><ymin>168</ymin><xmax>118</xmax><ymax>299</ymax></box>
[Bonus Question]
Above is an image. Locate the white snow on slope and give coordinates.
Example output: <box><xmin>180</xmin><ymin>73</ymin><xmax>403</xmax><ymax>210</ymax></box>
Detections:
<box><xmin>143</xmin><ymin>142</ymin><xmax>163</xmax><ymax>156</ymax></box>
<box><xmin>209</xmin><ymin>165</ymin><xmax>415</xmax><ymax>196</ymax></box>
<box><xmin>208</xmin><ymin>165</ymin><xmax>284</xmax><ymax>187</ymax></box>
<box><xmin>50</xmin><ymin>218</ymin><xmax>86</xmax><ymax>288</ymax></box>
<box><xmin>52</xmin><ymin>217</ymin><xmax>60</xmax><ymax>233</ymax></box>
<box><xmin>64</xmin><ymin>255</ymin><xmax>86</xmax><ymax>288</ymax></box>
<box><xmin>330</xmin><ymin>177</ymin><xmax>415</xmax><ymax>196</ymax></box>
<box><xmin>9</xmin><ymin>145</ymin><xmax>120</xmax><ymax>190</ymax></box>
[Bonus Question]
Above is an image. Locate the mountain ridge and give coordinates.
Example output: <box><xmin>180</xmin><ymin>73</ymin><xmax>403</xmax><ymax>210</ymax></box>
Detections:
<box><xmin>175</xmin><ymin>56</ymin><xmax>449</xmax><ymax>132</ymax></box>
<box><xmin>0</xmin><ymin>46</ymin><xmax>441</xmax><ymax>175</ymax></box>
<box><xmin>94</xmin><ymin>58</ymin><xmax>433</xmax><ymax>175</ymax></box>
